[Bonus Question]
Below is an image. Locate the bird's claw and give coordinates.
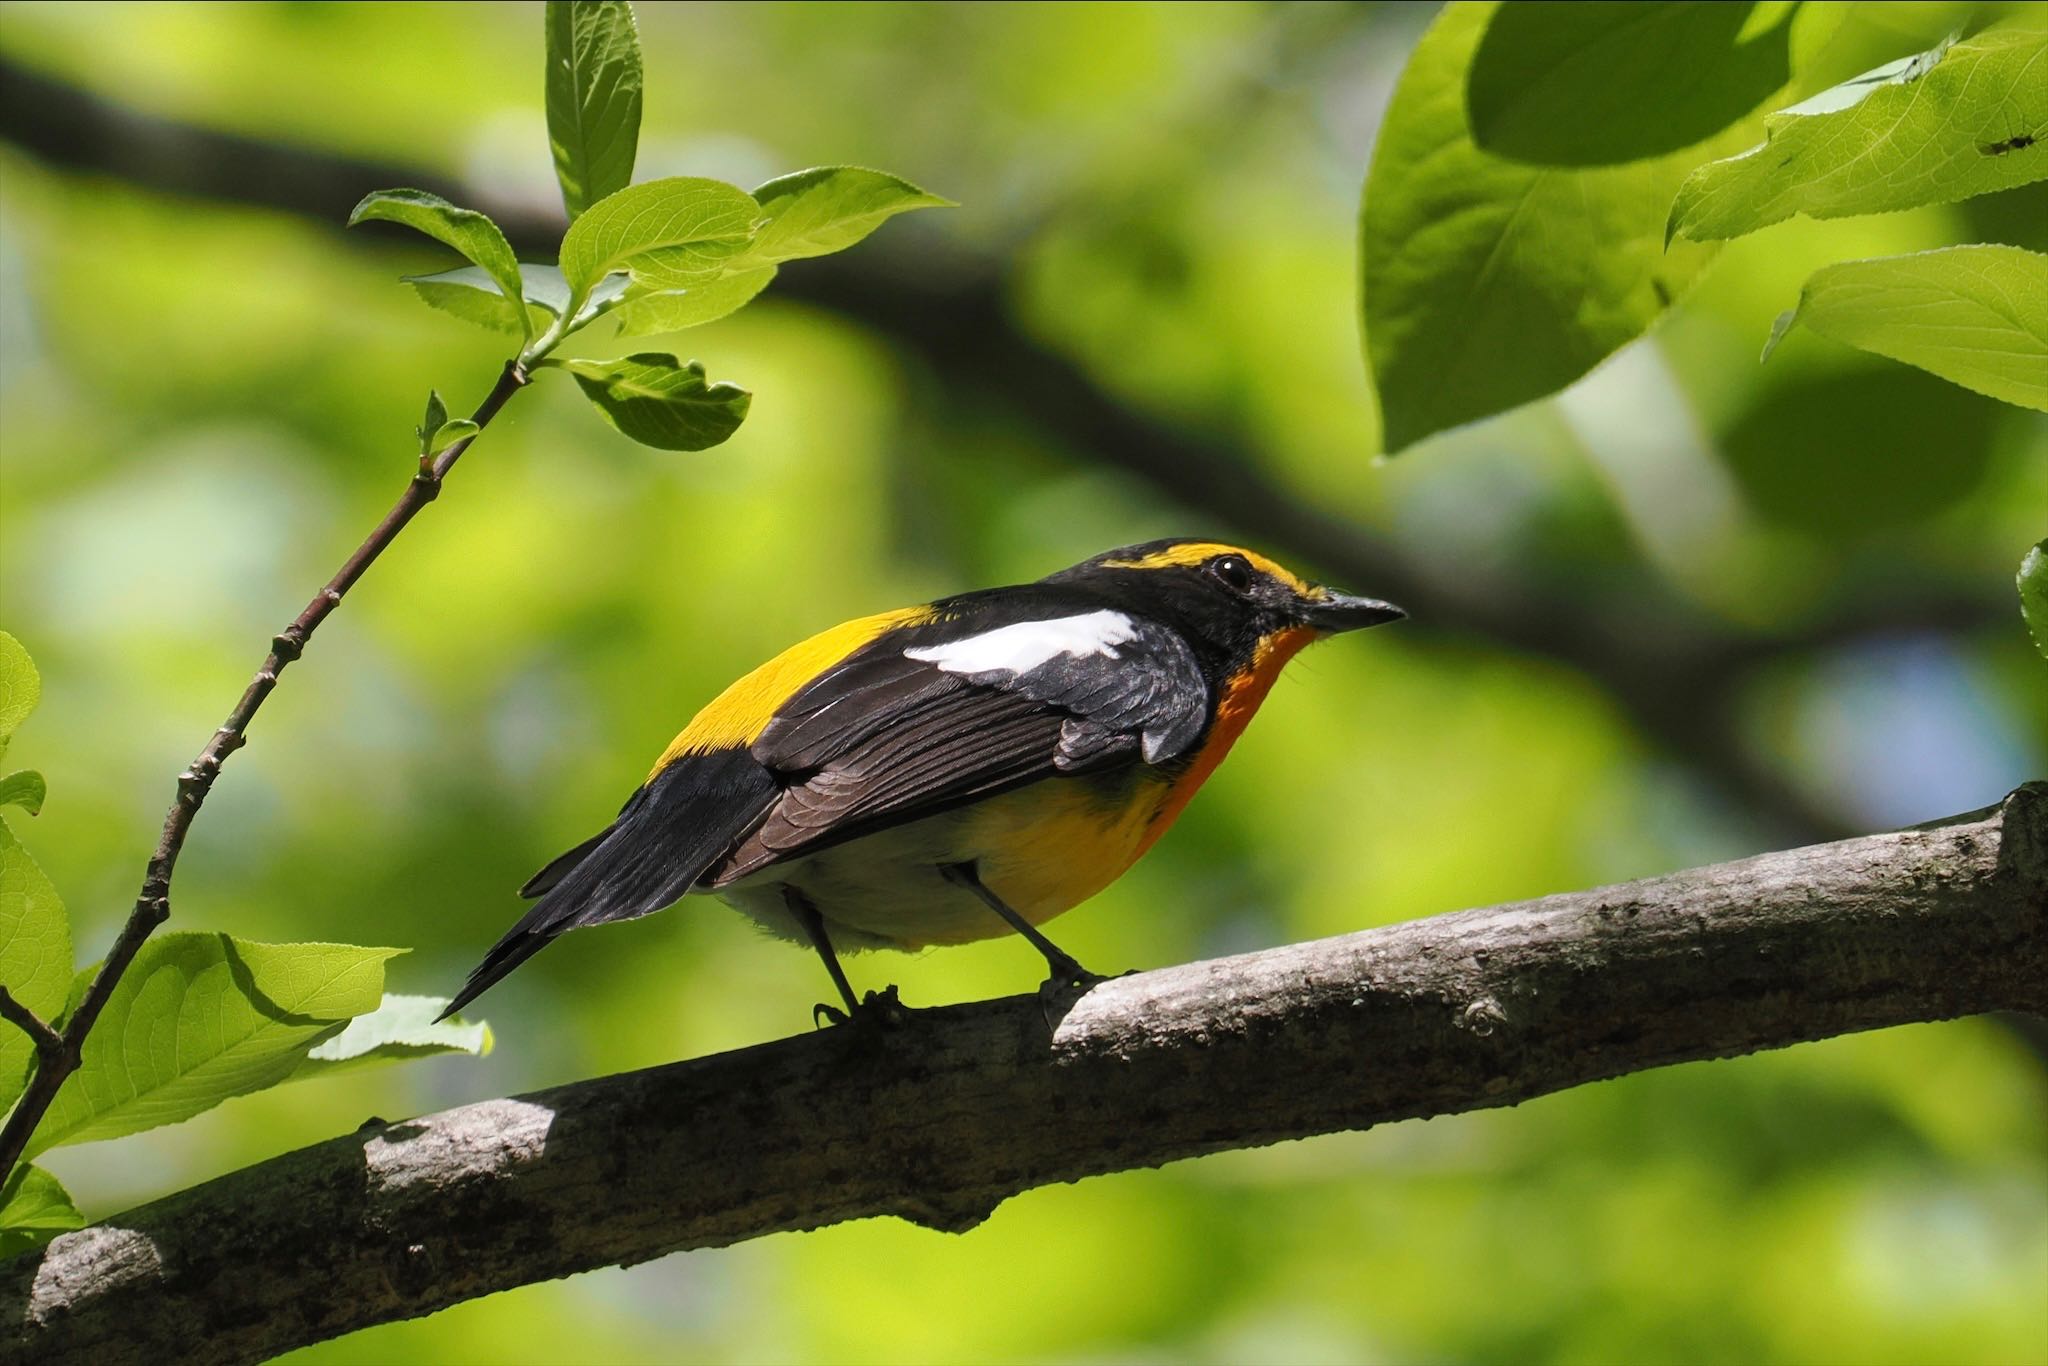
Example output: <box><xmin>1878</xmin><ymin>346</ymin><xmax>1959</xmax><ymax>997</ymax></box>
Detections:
<box><xmin>812</xmin><ymin>984</ymin><xmax>912</xmax><ymax>1032</ymax></box>
<box><xmin>859</xmin><ymin>984</ymin><xmax>912</xmax><ymax>1027</ymax></box>
<box><xmin>1037</xmin><ymin>956</ymin><xmax>1125</xmax><ymax>1002</ymax></box>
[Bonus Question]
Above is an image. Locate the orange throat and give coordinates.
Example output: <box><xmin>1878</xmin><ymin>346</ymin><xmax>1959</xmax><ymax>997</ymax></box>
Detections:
<box><xmin>1133</xmin><ymin>625</ymin><xmax>1316</xmax><ymax>859</ymax></box>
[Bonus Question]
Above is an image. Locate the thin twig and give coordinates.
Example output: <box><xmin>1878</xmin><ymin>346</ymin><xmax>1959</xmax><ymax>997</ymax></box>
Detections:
<box><xmin>0</xmin><ymin>361</ymin><xmax>530</xmax><ymax>1179</ymax></box>
<box><xmin>0</xmin><ymin>987</ymin><xmax>63</xmax><ymax>1063</ymax></box>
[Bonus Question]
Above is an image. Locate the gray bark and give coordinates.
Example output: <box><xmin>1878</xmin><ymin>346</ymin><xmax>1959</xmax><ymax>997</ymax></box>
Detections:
<box><xmin>5</xmin><ymin>784</ymin><xmax>2045</xmax><ymax>1365</ymax></box>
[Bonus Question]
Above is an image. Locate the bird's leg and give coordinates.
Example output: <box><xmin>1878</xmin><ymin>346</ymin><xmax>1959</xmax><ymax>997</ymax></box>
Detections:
<box><xmin>786</xmin><ymin>888</ymin><xmax>907</xmax><ymax>1029</ymax></box>
<box><xmin>786</xmin><ymin>888</ymin><xmax>861</xmax><ymax>1027</ymax></box>
<box><xmin>942</xmin><ymin>862</ymin><xmax>1109</xmax><ymax>996</ymax></box>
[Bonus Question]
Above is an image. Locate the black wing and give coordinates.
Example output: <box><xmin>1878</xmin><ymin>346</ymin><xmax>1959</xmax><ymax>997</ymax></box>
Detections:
<box><xmin>712</xmin><ymin>605</ymin><xmax>1208</xmax><ymax>883</ymax></box>
<box><xmin>445</xmin><ymin>593</ymin><xmax>1208</xmax><ymax>1017</ymax></box>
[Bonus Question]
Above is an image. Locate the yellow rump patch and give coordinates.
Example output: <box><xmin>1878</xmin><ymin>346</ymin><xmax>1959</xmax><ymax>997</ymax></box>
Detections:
<box><xmin>1099</xmin><ymin>542</ymin><xmax>1321</xmax><ymax>598</ymax></box>
<box><xmin>652</xmin><ymin>605</ymin><xmax>937</xmax><ymax>774</ymax></box>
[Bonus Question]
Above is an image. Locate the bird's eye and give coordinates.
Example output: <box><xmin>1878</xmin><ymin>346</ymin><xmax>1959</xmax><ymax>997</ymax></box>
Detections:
<box><xmin>1207</xmin><ymin>554</ymin><xmax>1254</xmax><ymax>593</ymax></box>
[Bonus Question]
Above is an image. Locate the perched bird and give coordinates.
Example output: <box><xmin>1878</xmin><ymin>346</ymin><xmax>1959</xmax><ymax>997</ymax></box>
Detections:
<box><xmin>441</xmin><ymin>540</ymin><xmax>1404</xmax><ymax>1022</ymax></box>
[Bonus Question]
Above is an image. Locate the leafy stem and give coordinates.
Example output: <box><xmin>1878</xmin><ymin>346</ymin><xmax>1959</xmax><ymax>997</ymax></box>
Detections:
<box><xmin>0</xmin><ymin>360</ymin><xmax>531</xmax><ymax>1180</ymax></box>
<box><xmin>520</xmin><ymin>316</ymin><xmax>569</xmax><ymax>370</ymax></box>
<box><xmin>0</xmin><ymin>0</ymin><xmax>946</xmax><ymax>1209</ymax></box>
<box><xmin>519</xmin><ymin>303</ymin><xmax>583</xmax><ymax>370</ymax></box>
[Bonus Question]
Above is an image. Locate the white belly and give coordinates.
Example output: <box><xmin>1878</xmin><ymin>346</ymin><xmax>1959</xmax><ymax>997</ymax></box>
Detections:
<box><xmin>712</xmin><ymin>771</ymin><xmax>1165</xmax><ymax>951</ymax></box>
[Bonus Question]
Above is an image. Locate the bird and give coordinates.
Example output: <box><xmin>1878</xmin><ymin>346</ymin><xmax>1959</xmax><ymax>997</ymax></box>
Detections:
<box><xmin>440</xmin><ymin>539</ymin><xmax>1404</xmax><ymax>1023</ymax></box>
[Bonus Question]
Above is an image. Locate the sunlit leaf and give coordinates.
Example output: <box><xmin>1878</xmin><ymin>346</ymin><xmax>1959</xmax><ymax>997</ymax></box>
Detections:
<box><xmin>737</xmin><ymin>166</ymin><xmax>953</xmax><ymax>266</ymax></box>
<box><xmin>510</xmin><ymin>264</ymin><xmax>576</xmax><ymax>317</ymax></box>
<box><xmin>348</xmin><ymin>190</ymin><xmax>528</xmax><ymax>339</ymax></box>
<box><xmin>1763</xmin><ymin>245</ymin><xmax>2048</xmax><ymax>409</ymax></box>
<box><xmin>424</xmin><ymin>419</ymin><xmax>481</xmax><ymax>455</ymax></box>
<box><xmin>558</xmin><ymin>177</ymin><xmax>760</xmax><ymax>303</ymax></box>
<box><xmin>290</xmin><ymin>993</ymin><xmax>493</xmax><ymax>1081</ymax></box>
<box><xmin>416</xmin><ymin>390</ymin><xmax>449</xmax><ymax>455</ymax></box>
<box><xmin>0</xmin><ymin>1164</ymin><xmax>85</xmax><ymax>1259</ymax></box>
<box><xmin>1670</xmin><ymin>15</ymin><xmax>2048</xmax><ymax>242</ymax></box>
<box><xmin>1466</xmin><ymin>1</ymin><xmax>1809</xmax><ymax>166</ymax></box>
<box><xmin>545</xmin><ymin>0</ymin><xmax>643</xmax><ymax>221</ymax></box>
<box><xmin>2021</xmin><ymin>540</ymin><xmax>2048</xmax><ymax>662</ymax></box>
<box><xmin>1360</xmin><ymin>1</ymin><xmax>1729</xmax><ymax>453</ymax></box>
<box><xmin>611</xmin><ymin>265</ymin><xmax>778</xmax><ymax>337</ymax></box>
<box><xmin>555</xmin><ymin>352</ymin><xmax>752</xmax><ymax>450</ymax></box>
<box><xmin>408</xmin><ymin>267</ymin><xmax>553</xmax><ymax>335</ymax></box>
<box><xmin>616</xmin><ymin>167</ymin><xmax>944</xmax><ymax>295</ymax></box>
<box><xmin>406</xmin><ymin>284</ymin><xmax>530</xmax><ymax>335</ymax></box>
<box><xmin>26</xmin><ymin>934</ymin><xmax>397</xmax><ymax>1156</ymax></box>
<box><xmin>0</xmin><ymin>635</ymin><xmax>64</xmax><ymax>1113</ymax></box>
<box><xmin>0</xmin><ymin>822</ymin><xmax>69</xmax><ymax>1115</ymax></box>
<box><xmin>0</xmin><ymin>770</ymin><xmax>45</xmax><ymax>816</ymax></box>
<box><xmin>405</xmin><ymin>263</ymin><xmax>631</xmax><ymax>336</ymax></box>
<box><xmin>0</xmin><ymin>631</ymin><xmax>39</xmax><ymax>759</ymax></box>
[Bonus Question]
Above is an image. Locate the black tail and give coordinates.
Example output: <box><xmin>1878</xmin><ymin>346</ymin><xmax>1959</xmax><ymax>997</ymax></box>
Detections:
<box><xmin>517</xmin><ymin>827</ymin><xmax>613</xmax><ymax>899</ymax></box>
<box><xmin>438</xmin><ymin>750</ymin><xmax>778</xmax><ymax>1021</ymax></box>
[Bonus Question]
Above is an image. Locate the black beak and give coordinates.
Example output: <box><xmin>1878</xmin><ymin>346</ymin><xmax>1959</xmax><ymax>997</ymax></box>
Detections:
<box><xmin>1302</xmin><ymin>590</ymin><xmax>1406</xmax><ymax>633</ymax></box>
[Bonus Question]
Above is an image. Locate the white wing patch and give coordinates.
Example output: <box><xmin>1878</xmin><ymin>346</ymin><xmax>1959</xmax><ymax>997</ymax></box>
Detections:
<box><xmin>904</xmin><ymin>610</ymin><xmax>1138</xmax><ymax>676</ymax></box>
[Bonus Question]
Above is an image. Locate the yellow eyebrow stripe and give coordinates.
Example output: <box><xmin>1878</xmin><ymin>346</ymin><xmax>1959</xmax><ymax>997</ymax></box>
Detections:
<box><xmin>651</xmin><ymin>605</ymin><xmax>937</xmax><ymax>775</ymax></box>
<box><xmin>1098</xmin><ymin>542</ymin><xmax>1318</xmax><ymax>597</ymax></box>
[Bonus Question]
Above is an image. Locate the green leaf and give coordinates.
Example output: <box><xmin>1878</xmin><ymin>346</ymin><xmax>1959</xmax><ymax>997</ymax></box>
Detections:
<box><xmin>2020</xmin><ymin>540</ymin><xmax>2048</xmax><ymax>662</ymax></box>
<box><xmin>1670</xmin><ymin>15</ymin><xmax>2048</xmax><ymax>242</ymax></box>
<box><xmin>424</xmin><ymin>419</ymin><xmax>481</xmax><ymax>455</ymax></box>
<box><xmin>0</xmin><ymin>1164</ymin><xmax>86</xmax><ymax>1260</ymax></box>
<box><xmin>1763</xmin><ymin>245</ymin><xmax>2048</xmax><ymax>409</ymax></box>
<box><xmin>738</xmin><ymin>167</ymin><xmax>953</xmax><ymax>265</ymax></box>
<box><xmin>613</xmin><ymin>168</ymin><xmax>945</xmax><ymax>296</ymax></box>
<box><xmin>545</xmin><ymin>0</ymin><xmax>643</xmax><ymax>221</ymax></box>
<box><xmin>25</xmin><ymin>934</ymin><xmax>398</xmax><ymax>1156</ymax></box>
<box><xmin>408</xmin><ymin>267</ymin><xmax>554</xmax><ymax>336</ymax></box>
<box><xmin>557</xmin><ymin>177</ymin><xmax>761</xmax><ymax>304</ymax></box>
<box><xmin>0</xmin><ymin>634</ymin><xmax>64</xmax><ymax>1111</ymax></box>
<box><xmin>349</xmin><ymin>189</ymin><xmax>529</xmax><ymax>340</ymax></box>
<box><xmin>506</xmin><ymin>263</ymin><xmax>575</xmax><ymax>318</ymax></box>
<box><xmin>1717</xmin><ymin>357</ymin><xmax>2001</xmax><ymax>537</ymax></box>
<box><xmin>0</xmin><ymin>770</ymin><xmax>45</xmax><ymax>816</ymax></box>
<box><xmin>0</xmin><ymin>829</ymin><xmax>69</xmax><ymax>1118</ymax></box>
<box><xmin>406</xmin><ymin>263</ymin><xmax>632</xmax><ymax>338</ymax></box>
<box><xmin>1466</xmin><ymin>1</ymin><xmax>1805</xmax><ymax>166</ymax></box>
<box><xmin>1360</xmin><ymin>1</ymin><xmax>1729</xmax><ymax>453</ymax></box>
<box><xmin>416</xmin><ymin>390</ymin><xmax>449</xmax><ymax>456</ymax></box>
<box><xmin>555</xmin><ymin>353</ymin><xmax>752</xmax><ymax>450</ymax></box>
<box><xmin>610</xmin><ymin>265</ymin><xmax>778</xmax><ymax>337</ymax></box>
<box><xmin>290</xmin><ymin>994</ymin><xmax>493</xmax><ymax>1081</ymax></box>
<box><xmin>0</xmin><ymin>630</ymin><xmax>40</xmax><ymax>760</ymax></box>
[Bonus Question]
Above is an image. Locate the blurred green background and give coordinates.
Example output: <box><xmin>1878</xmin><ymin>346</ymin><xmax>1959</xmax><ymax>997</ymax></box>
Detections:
<box><xmin>1</xmin><ymin>2</ymin><xmax>2044</xmax><ymax>1362</ymax></box>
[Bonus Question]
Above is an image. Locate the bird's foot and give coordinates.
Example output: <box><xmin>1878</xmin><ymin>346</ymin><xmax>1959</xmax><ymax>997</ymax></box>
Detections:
<box><xmin>1037</xmin><ymin>953</ymin><xmax>1124</xmax><ymax>1003</ymax></box>
<box><xmin>812</xmin><ymin>984</ymin><xmax>913</xmax><ymax>1032</ymax></box>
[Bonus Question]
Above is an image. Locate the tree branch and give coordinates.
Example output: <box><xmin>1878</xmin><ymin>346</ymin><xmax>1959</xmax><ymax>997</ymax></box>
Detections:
<box><xmin>0</xmin><ymin>989</ymin><xmax>62</xmax><ymax>1063</ymax></box>
<box><xmin>0</xmin><ymin>361</ymin><xmax>531</xmax><ymax>1180</ymax></box>
<box><xmin>7</xmin><ymin>784</ymin><xmax>2042</xmax><ymax>1366</ymax></box>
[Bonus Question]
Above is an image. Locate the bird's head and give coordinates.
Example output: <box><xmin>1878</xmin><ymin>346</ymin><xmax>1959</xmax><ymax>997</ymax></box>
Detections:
<box><xmin>1048</xmin><ymin>538</ymin><xmax>1405</xmax><ymax>667</ymax></box>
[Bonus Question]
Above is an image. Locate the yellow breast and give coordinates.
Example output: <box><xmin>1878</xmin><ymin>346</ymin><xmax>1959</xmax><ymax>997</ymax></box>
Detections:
<box><xmin>959</xmin><ymin>769</ymin><xmax>1171</xmax><ymax>938</ymax></box>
